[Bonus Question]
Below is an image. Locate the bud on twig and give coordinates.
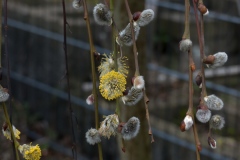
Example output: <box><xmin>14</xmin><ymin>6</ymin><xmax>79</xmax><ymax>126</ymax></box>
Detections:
<box><xmin>122</xmin><ymin>87</ymin><xmax>143</xmax><ymax>106</ymax></box>
<box><xmin>204</xmin><ymin>94</ymin><xmax>224</xmax><ymax>110</ymax></box>
<box><xmin>85</xmin><ymin>128</ymin><xmax>101</xmax><ymax>145</ymax></box>
<box><xmin>0</xmin><ymin>88</ymin><xmax>9</xmax><ymax>102</ymax></box>
<box><xmin>198</xmin><ymin>4</ymin><xmax>209</xmax><ymax>16</ymax></box>
<box><xmin>72</xmin><ymin>0</ymin><xmax>82</xmax><ymax>9</ymax></box>
<box><xmin>133</xmin><ymin>76</ymin><xmax>145</xmax><ymax>90</ymax></box>
<box><xmin>116</xmin><ymin>22</ymin><xmax>140</xmax><ymax>46</ymax></box>
<box><xmin>133</xmin><ymin>12</ymin><xmax>141</xmax><ymax>21</ymax></box>
<box><xmin>134</xmin><ymin>9</ymin><xmax>154</xmax><ymax>27</ymax></box>
<box><xmin>179</xmin><ymin>39</ymin><xmax>192</xmax><ymax>53</ymax></box>
<box><xmin>203</xmin><ymin>55</ymin><xmax>215</xmax><ymax>64</ymax></box>
<box><xmin>180</xmin><ymin>115</ymin><xmax>193</xmax><ymax>131</ymax></box>
<box><xmin>196</xmin><ymin>109</ymin><xmax>211</xmax><ymax>123</ymax></box>
<box><xmin>206</xmin><ymin>52</ymin><xmax>228</xmax><ymax>68</ymax></box>
<box><xmin>195</xmin><ymin>73</ymin><xmax>202</xmax><ymax>88</ymax></box>
<box><xmin>93</xmin><ymin>3</ymin><xmax>112</xmax><ymax>26</ymax></box>
<box><xmin>121</xmin><ymin>117</ymin><xmax>140</xmax><ymax>140</ymax></box>
<box><xmin>86</xmin><ymin>94</ymin><xmax>94</xmax><ymax>105</ymax></box>
<box><xmin>210</xmin><ymin>115</ymin><xmax>225</xmax><ymax>130</ymax></box>
<box><xmin>208</xmin><ymin>136</ymin><xmax>217</xmax><ymax>149</ymax></box>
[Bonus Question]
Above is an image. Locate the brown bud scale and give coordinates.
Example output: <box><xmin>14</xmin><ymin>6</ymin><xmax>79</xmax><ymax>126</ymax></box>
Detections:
<box><xmin>198</xmin><ymin>4</ymin><xmax>208</xmax><ymax>15</ymax></box>
<box><xmin>195</xmin><ymin>74</ymin><xmax>202</xmax><ymax>86</ymax></box>
<box><xmin>180</xmin><ymin>121</ymin><xmax>186</xmax><ymax>132</ymax></box>
<box><xmin>203</xmin><ymin>55</ymin><xmax>215</xmax><ymax>64</ymax></box>
<box><xmin>133</xmin><ymin>12</ymin><xmax>142</xmax><ymax>21</ymax></box>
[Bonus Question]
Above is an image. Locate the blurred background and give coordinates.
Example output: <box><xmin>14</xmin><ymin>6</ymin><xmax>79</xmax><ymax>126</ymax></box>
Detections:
<box><xmin>0</xmin><ymin>0</ymin><xmax>240</xmax><ymax>159</ymax></box>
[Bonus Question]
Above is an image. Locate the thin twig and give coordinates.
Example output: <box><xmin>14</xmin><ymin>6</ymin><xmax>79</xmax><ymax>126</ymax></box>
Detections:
<box><xmin>192</xmin><ymin>0</ymin><xmax>207</xmax><ymax>101</ymax></box>
<box><xmin>124</xmin><ymin>0</ymin><xmax>139</xmax><ymax>76</ymax></box>
<box><xmin>187</xmin><ymin>49</ymin><xmax>201</xmax><ymax>160</ymax></box>
<box><xmin>182</xmin><ymin>0</ymin><xmax>201</xmax><ymax>159</ymax></box>
<box><xmin>182</xmin><ymin>0</ymin><xmax>190</xmax><ymax>39</ymax></box>
<box><xmin>2</xmin><ymin>103</ymin><xmax>20</xmax><ymax>160</ymax></box>
<box><xmin>0</xmin><ymin>0</ymin><xmax>2</xmax><ymax>80</ymax></box>
<box><xmin>143</xmin><ymin>90</ymin><xmax>154</xmax><ymax>143</ymax></box>
<box><xmin>124</xmin><ymin>0</ymin><xmax>154</xmax><ymax>143</ymax></box>
<box><xmin>82</xmin><ymin>0</ymin><xmax>103</xmax><ymax>159</ymax></box>
<box><xmin>3</xmin><ymin>0</ymin><xmax>17</xmax><ymax>159</ymax></box>
<box><xmin>62</xmin><ymin>1</ymin><xmax>77</xmax><ymax>159</ymax></box>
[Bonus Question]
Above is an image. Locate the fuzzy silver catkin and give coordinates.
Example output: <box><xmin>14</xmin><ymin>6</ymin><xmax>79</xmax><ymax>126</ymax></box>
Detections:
<box><xmin>122</xmin><ymin>87</ymin><xmax>143</xmax><ymax>106</ymax></box>
<box><xmin>0</xmin><ymin>88</ymin><xmax>9</xmax><ymax>102</ymax></box>
<box><xmin>196</xmin><ymin>109</ymin><xmax>211</xmax><ymax>123</ymax></box>
<box><xmin>121</xmin><ymin>117</ymin><xmax>140</xmax><ymax>140</ymax></box>
<box><xmin>85</xmin><ymin>128</ymin><xmax>101</xmax><ymax>145</ymax></box>
<box><xmin>135</xmin><ymin>9</ymin><xmax>154</xmax><ymax>27</ymax></box>
<box><xmin>179</xmin><ymin>39</ymin><xmax>192</xmax><ymax>53</ymax></box>
<box><xmin>72</xmin><ymin>0</ymin><xmax>82</xmax><ymax>9</ymax></box>
<box><xmin>93</xmin><ymin>3</ymin><xmax>112</xmax><ymax>26</ymax></box>
<box><xmin>204</xmin><ymin>94</ymin><xmax>224</xmax><ymax>110</ymax></box>
<box><xmin>210</xmin><ymin>115</ymin><xmax>225</xmax><ymax>130</ymax></box>
<box><xmin>207</xmin><ymin>52</ymin><xmax>228</xmax><ymax>68</ymax></box>
<box><xmin>116</xmin><ymin>22</ymin><xmax>140</xmax><ymax>46</ymax></box>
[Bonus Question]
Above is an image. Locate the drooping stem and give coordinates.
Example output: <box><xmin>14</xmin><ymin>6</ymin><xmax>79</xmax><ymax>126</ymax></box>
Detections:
<box><xmin>62</xmin><ymin>1</ymin><xmax>77</xmax><ymax>159</ymax></box>
<box><xmin>192</xmin><ymin>0</ymin><xmax>207</xmax><ymax>101</ymax></box>
<box><xmin>3</xmin><ymin>0</ymin><xmax>17</xmax><ymax>158</ymax></box>
<box><xmin>82</xmin><ymin>1</ymin><xmax>103</xmax><ymax>159</ymax></box>
<box><xmin>143</xmin><ymin>90</ymin><xmax>154</xmax><ymax>143</ymax></box>
<box><xmin>110</xmin><ymin>0</ymin><xmax>120</xmax><ymax>117</ymax></box>
<box><xmin>124</xmin><ymin>0</ymin><xmax>154</xmax><ymax>143</ymax></box>
<box><xmin>124</xmin><ymin>0</ymin><xmax>139</xmax><ymax>76</ymax></box>
<box><xmin>182</xmin><ymin>1</ymin><xmax>201</xmax><ymax>158</ymax></box>
<box><xmin>187</xmin><ymin>49</ymin><xmax>201</xmax><ymax>160</ymax></box>
<box><xmin>199</xmin><ymin>15</ymin><xmax>207</xmax><ymax>98</ymax></box>
<box><xmin>182</xmin><ymin>0</ymin><xmax>190</xmax><ymax>39</ymax></box>
<box><xmin>0</xmin><ymin>0</ymin><xmax>2</xmax><ymax>77</ymax></box>
<box><xmin>2</xmin><ymin>103</ymin><xmax>20</xmax><ymax>160</ymax></box>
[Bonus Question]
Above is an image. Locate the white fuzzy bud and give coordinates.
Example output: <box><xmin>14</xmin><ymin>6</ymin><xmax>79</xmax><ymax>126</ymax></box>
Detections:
<box><xmin>86</xmin><ymin>94</ymin><xmax>94</xmax><ymax>105</ymax></box>
<box><xmin>196</xmin><ymin>109</ymin><xmax>211</xmax><ymax>123</ymax></box>
<box><xmin>93</xmin><ymin>3</ymin><xmax>112</xmax><ymax>26</ymax></box>
<box><xmin>116</xmin><ymin>22</ymin><xmax>140</xmax><ymax>46</ymax></box>
<box><xmin>121</xmin><ymin>117</ymin><xmax>140</xmax><ymax>140</ymax></box>
<box><xmin>135</xmin><ymin>9</ymin><xmax>154</xmax><ymax>27</ymax></box>
<box><xmin>204</xmin><ymin>94</ymin><xmax>224</xmax><ymax>110</ymax></box>
<box><xmin>85</xmin><ymin>128</ymin><xmax>101</xmax><ymax>145</ymax></box>
<box><xmin>0</xmin><ymin>88</ymin><xmax>9</xmax><ymax>102</ymax></box>
<box><xmin>207</xmin><ymin>52</ymin><xmax>228</xmax><ymax>68</ymax></box>
<box><xmin>133</xmin><ymin>76</ymin><xmax>145</xmax><ymax>90</ymax></box>
<box><xmin>210</xmin><ymin>115</ymin><xmax>225</xmax><ymax>130</ymax></box>
<box><xmin>179</xmin><ymin>39</ymin><xmax>192</xmax><ymax>53</ymax></box>
<box><xmin>183</xmin><ymin>115</ymin><xmax>193</xmax><ymax>131</ymax></box>
<box><xmin>72</xmin><ymin>0</ymin><xmax>82</xmax><ymax>9</ymax></box>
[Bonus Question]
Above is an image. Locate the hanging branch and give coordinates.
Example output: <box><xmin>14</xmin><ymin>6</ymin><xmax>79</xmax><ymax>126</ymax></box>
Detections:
<box><xmin>82</xmin><ymin>0</ymin><xmax>103</xmax><ymax>159</ymax></box>
<box><xmin>62</xmin><ymin>1</ymin><xmax>77</xmax><ymax>159</ymax></box>
<box><xmin>2</xmin><ymin>103</ymin><xmax>20</xmax><ymax>160</ymax></box>
<box><xmin>3</xmin><ymin>0</ymin><xmax>20</xmax><ymax>159</ymax></box>
<box><xmin>192</xmin><ymin>0</ymin><xmax>207</xmax><ymax>101</ymax></box>
<box><xmin>187</xmin><ymin>48</ymin><xmax>201</xmax><ymax>160</ymax></box>
<box><xmin>179</xmin><ymin>0</ymin><xmax>201</xmax><ymax>159</ymax></box>
<box><xmin>124</xmin><ymin>0</ymin><xmax>154</xmax><ymax>143</ymax></box>
<box><xmin>124</xmin><ymin>0</ymin><xmax>139</xmax><ymax>76</ymax></box>
<box><xmin>0</xmin><ymin>0</ymin><xmax>2</xmax><ymax>80</ymax></box>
